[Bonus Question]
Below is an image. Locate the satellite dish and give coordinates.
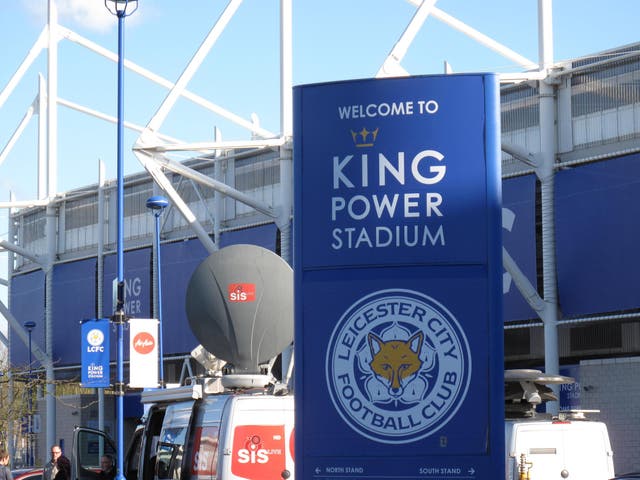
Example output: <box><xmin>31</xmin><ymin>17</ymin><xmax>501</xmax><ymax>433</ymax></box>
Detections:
<box><xmin>185</xmin><ymin>244</ymin><xmax>293</xmax><ymax>374</ymax></box>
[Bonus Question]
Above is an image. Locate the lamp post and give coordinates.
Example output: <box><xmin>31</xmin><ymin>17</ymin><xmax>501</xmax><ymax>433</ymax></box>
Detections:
<box><xmin>23</xmin><ymin>320</ymin><xmax>36</xmax><ymax>467</ymax></box>
<box><xmin>146</xmin><ymin>195</ymin><xmax>168</xmax><ymax>387</ymax></box>
<box><xmin>104</xmin><ymin>2</ymin><xmax>138</xmax><ymax>480</ymax></box>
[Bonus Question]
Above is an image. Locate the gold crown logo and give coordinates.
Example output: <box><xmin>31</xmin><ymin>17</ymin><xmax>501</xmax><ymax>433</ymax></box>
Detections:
<box><xmin>351</xmin><ymin>127</ymin><xmax>379</xmax><ymax>148</ymax></box>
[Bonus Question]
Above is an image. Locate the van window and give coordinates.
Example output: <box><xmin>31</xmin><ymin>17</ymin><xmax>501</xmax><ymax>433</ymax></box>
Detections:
<box><xmin>143</xmin><ymin>407</ymin><xmax>166</xmax><ymax>480</ymax></box>
<box><xmin>156</xmin><ymin>428</ymin><xmax>187</xmax><ymax>480</ymax></box>
<box><xmin>74</xmin><ymin>429</ymin><xmax>117</xmax><ymax>480</ymax></box>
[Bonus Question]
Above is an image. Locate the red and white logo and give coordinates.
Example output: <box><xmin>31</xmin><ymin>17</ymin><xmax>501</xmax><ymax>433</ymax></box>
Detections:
<box><xmin>232</xmin><ymin>425</ymin><xmax>285</xmax><ymax>479</ymax></box>
<box><xmin>132</xmin><ymin>332</ymin><xmax>155</xmax><ymax>354</ymax></box>
<box><xmin>228</xmin><ymin>283</ymin><xmax>256</xmax><ymax>302</ymax></box>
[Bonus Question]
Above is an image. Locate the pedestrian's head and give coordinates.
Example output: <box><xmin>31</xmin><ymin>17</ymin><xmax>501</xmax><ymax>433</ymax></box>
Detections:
<box><xmin>51</xmin><ymin>445</ymin><xmax>62</xmax><ymax>461</ymax></box>
<box><xmin>100</xmin><ymin>455</ymin><xmax>113</xmax><ymax>472</ymax></box>
<box><xmin>0</xmin><ymin>449</ymin><xmax>9</xmax><ymax>464</ymax></box>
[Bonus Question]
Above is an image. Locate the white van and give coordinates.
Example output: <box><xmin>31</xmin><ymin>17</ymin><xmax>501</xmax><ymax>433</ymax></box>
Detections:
<box><xmin>505</xmin><ymin>413</ymin><xmax>614</xmax><ymax>480</ymax></box>
<box><xmin>73</xmin><ymin>379</ymin><xmax>295</xmax><ymax>480</ymax></box>
<box><xmin>504</xmin><ymin>370</ymin><xmax>614</xmax><ymax>480</ymax></box>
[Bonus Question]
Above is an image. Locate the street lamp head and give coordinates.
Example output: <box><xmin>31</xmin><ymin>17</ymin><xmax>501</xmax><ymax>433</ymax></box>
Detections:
<box><xmin>24</xmin><ymin>321</ymin><xmax>36</xmax><ymax>332</ymax></box>
<box><xmin>146</xmin><ymin>195</ymin><xmax>169</xmax><ymax>212</ymax></box>
<box><xmin>104</xmin><ymin>0</ymin><xmax>139</xmax><ymax>17</ymax></box>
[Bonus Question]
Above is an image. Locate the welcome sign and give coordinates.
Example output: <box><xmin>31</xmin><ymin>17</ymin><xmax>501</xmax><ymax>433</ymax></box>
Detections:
<box><xmin>294</xmin><ymin>75</ymin><xmax>503</xmax><ymax>480</ymax></box>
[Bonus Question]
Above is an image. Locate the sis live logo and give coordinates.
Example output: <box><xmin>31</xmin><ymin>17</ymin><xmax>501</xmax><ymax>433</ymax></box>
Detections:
<box><xmin>325</xmin><ymin>289</ymin><xmax>471</xmax><ymax>444</ymax></box>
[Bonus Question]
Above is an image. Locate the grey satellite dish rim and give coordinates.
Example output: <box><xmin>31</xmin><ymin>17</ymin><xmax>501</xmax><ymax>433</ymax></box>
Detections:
<box><xmin>185</xmin><ymin>244</ymin><xmax>293</xmax><ymax>374</ymax></box>
<box><xmin>504</xmin><ymin>368</ymin><xmax>575</xmax><ymax>385</ymax></box>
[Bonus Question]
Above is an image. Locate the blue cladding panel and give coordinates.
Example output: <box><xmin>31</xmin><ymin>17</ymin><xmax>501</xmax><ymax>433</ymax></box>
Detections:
<box><xmin>9</xmin><ymin>270</ymin><xmax>45</xmax><ymax>366</ymax></box>
<box><xmin>219</xmin><ymin>223</ymin><xmax>277</xmax><ymax>251</ymax></box>
<box><xmin>502</xmin><ymin>175</ymin><xmax>537</xmax><ymax>322</ymax></box>
<box><xmin>556</xmin><ymin>153</ymin><xmax>640</xmax><ymax>316</ymax></box>
<box><xmin>160</xmin><ymin>238</ymin><xmax>208</xmax><ymax>354</ymax></box>
<box><xmin>52</xmin><ymin>258</ymin><xmax>97</xmax><ymax>365</ymax></box>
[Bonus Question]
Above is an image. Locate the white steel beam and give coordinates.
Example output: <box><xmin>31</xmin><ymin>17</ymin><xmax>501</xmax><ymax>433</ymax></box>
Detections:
<box><xmin>537</xmin><ymin>0</ymin><xmax>560</xmax><ymax>411</ymax></box>
<box><xmin>0</xmin><ymin>240</ymin><xmax>45</xmax><ymax>268</ymax></box>
<box><xmin>59</xmin><ymin>26</ymin><xmax>276</xmax><ymax>139</ymax></box>
<box><xmin>57</xmin><ymin>97</ymin><xmax>182</xmax><ymax>144</ymax></box>
<box><xmin>134</xmin><ymin>150</ymin><xmax>218</xmax><ymax>254</ymax></box>
<box><xmin>377</xmin><ymin>0</ymin><xmax>438</xmax><ymax>78</ymax></box>
<box><xmin>0</xmin><ymin>299</ymin><xmax>50</xmax><ymax>367</ymax></box>
<box><xmin>502</xmin><ymin>247</ymin><xmax>545</xmax><ymax>314</ymax></box>
<box><xmin>501</xmin><ymin>143</ymin><xmax>539</xmax><ymax>168</ymax></box>
<box><xmin>145</xmin><ymin>152</ymin><xmax>277</xmax><ymax>219</ymax></box>
<box><xmin>143</xmin><ymin>137</ymin><xmax>285</xmax><ymax>153</ymax></box>
<box><xmin>145</xmin><ymin>0</ymin><xmax>244</xmax><ymax>135</ymax></box>
<box><xmin>47</xmin><ymin>1</ymin><xmax>58</xmax><ymax>198</ymax></box>
<box><xmin>0</xmin><ymin>199</ymin><xmax>50</xmax><ymax>209</ymax></box>
<box><xmin>405</xmin><ymin>0</ymin><xmax>539</xmax><ymax>71</ymax></box>
<box><xmin>499</xmin><ymin>70</ymin><xmax>547</xmax><ymax>83</ymax></box>
<box><xmin>0</xmin><ymin>99</ymin><xmax>36</xmax><ymax>169</ymax></box>
<box><xmin>0</xmin><ymin>27</ymin><xmax>48</xmax><ymax>110</ymax></box>
<box><xmin>280</xmin><ymin>0</ymin><xmax>293</xmax><ymax>138</ymax></box>
<box><xmin>38</xmin><ymin>75</ymin><xmax>47</xmax><ymax>200</ymax></box>
<box><xmin>538</xmin><ymin>0</ymin><xmax>554</xmax><ymax>70</ymax></box>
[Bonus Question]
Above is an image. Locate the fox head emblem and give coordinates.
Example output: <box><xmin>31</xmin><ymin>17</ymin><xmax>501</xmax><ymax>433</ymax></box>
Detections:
<box><xmin>368</xmin><ymin>331</ymin><xmax>424</xmax><ymax>398</ymax></box>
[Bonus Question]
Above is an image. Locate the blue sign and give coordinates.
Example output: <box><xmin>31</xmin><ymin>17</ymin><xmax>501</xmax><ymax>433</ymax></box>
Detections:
<box><xmin>81</xmin><ymin>318</ymin><xmax>110</xmax><ymax>388</ymax></box>
<box><xmin>294</xmin><ymin>75</ymin><xmax>504</xmax><ymax>480</ymax></box>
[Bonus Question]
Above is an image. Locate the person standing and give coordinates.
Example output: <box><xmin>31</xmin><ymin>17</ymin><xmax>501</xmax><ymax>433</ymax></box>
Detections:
<box><xmin>42</xmin><ymin>446</ymin><xmax>62</xmax><ymax>480</ymax></box>
<box><xmin>0</xmin><ymin>449</ymin><xmax>13</xmax><ymax>480</ymax></box>
<box><xmin>53</xmin><ymin>455</ymin><xmax>70</xmax><ymax>480</ymax></box>
<box><xmin>98</xmin><ymin>455</ymin><xmax>115</xmax><ymax>480</ymax></box>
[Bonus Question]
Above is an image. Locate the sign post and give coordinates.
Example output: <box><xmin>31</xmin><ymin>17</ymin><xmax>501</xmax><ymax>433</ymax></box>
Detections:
<box><xmin>293</xmin><ymin>74</ymin><xmax>503</xmax><ymax>480</ymax></box>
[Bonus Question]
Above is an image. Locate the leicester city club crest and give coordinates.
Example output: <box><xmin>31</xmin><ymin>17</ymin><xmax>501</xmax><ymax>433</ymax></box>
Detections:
<box><xmin>325</xmin><ymin>288</ymin><xmax>471</xmax><ymax>444</ymax></box>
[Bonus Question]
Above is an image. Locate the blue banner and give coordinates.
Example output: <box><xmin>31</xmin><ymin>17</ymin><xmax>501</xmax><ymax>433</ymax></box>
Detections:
<box><xmin>81</xmin><ymin>318</ymin><xmax>111</xmax><ymax>388</ymax></box>
<box><xmin>294</xmin><ymin>74</ymin><xmax>504</xmax><ymax>480</ymax></box>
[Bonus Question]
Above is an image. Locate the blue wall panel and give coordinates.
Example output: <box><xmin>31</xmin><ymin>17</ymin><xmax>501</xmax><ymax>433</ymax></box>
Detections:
<box><xmin>556</xmin><ymin>153</ymin><xmax>640</xmax><ymax>316</ymax></box>
<box><xmin>160</xmin><ymin>238</ymin><xmax>208</xmax><ymax>355</ymax></box>
<box><xmin>9</xmin><ymin>270</ymin><xmax>45</xmax><ymax>366</ymax></box>
<box><xmin>52</xmin><ymin>258</ymin><xmax>97</xmax><ymax>365</ymax></box>
<box><xmin>219</xmin><ymin>223</ymin><xmax>277</xmax><ymax>251</ymax></box>
<box><xmin>502</xmin><ymin>175</ymin><xmax>537</xmax><ymax>322</ymax></box>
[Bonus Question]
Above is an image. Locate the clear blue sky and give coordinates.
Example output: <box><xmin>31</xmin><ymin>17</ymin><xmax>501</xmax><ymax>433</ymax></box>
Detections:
<box><xmin>0</xmin><ymin>0</ymin><xmax>638</xmax><ymax>230</ymax></box>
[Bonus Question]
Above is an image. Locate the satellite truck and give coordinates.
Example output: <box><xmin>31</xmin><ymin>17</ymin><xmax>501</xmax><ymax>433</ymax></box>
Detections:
<box><xmin>71</xmin><ymin>245</ymin><xmax>296</xmax><ymax>480</ymax></box>
<box><xmin>504</xmin><ymin>369</ymin><xmax>615</xmax><ymax>480</ymax></box>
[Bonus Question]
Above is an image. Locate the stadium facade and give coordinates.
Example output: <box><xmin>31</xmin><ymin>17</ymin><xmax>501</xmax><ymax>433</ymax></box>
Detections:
<box><xmin>4</xmin><ymin>22</ymin><xmax>640</xmax><ymax>480</ymax></box>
